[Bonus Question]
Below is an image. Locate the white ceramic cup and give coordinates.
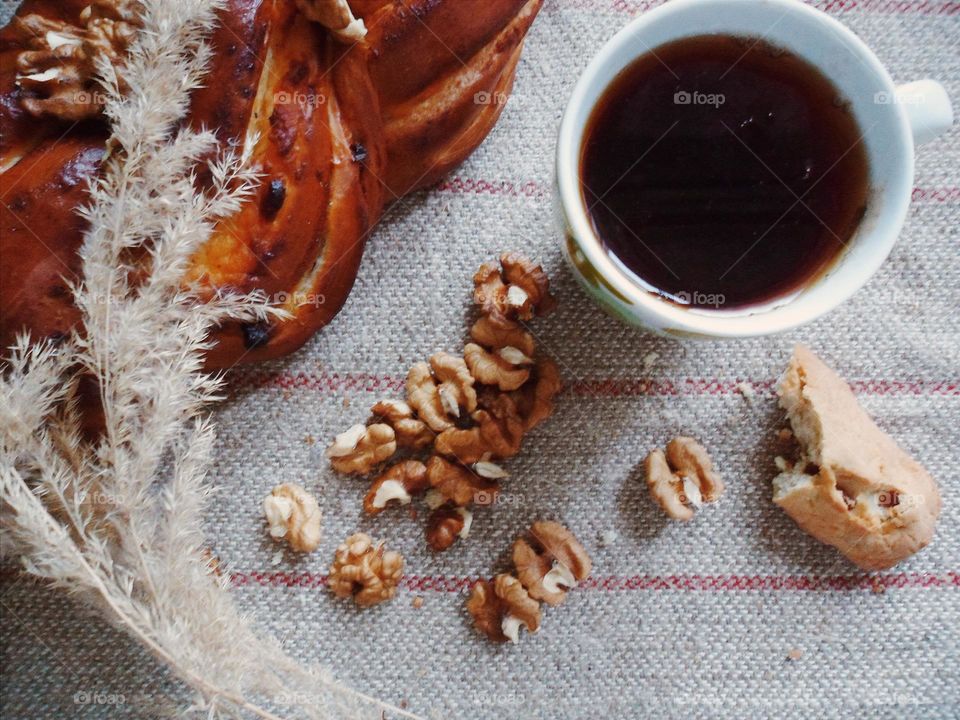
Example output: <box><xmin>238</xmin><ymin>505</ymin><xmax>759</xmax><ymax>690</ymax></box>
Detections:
<box><xmin>556</xmin><ymin>0</ymin><xmax>954</xmax><ymax>339</ymax></box>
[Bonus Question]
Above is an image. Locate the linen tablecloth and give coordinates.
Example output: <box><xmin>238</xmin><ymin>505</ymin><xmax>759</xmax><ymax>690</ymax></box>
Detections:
<box><xmin>1</xmin><ymin>0</ymin><xmax>958</xmax><ymax>717</ymax></box>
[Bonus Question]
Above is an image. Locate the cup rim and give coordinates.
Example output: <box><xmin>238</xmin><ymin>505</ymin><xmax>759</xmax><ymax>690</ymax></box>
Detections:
<box><xmin>556</xmin><ymin>0</ymin><xmax>914</xmax><ymax>338</ymax></box>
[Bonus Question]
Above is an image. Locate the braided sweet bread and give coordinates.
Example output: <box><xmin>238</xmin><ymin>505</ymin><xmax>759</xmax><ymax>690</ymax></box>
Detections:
<box><xmin>0</xmin><ymin>0</ymin><xmax>543</xmax><ymax>366</ymax></box>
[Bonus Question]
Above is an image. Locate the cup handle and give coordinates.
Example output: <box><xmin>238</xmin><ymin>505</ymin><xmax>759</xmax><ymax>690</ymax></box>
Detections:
<box><xmin>895</xmin><ymin>80</ymin><xmax>954</xmax><ymax>146</ymax></box>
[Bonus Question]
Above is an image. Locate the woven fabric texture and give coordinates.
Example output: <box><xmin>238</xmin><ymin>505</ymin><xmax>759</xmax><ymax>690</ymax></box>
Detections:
<box><xmin>1</xmin><ymin>1</ymin><xmax>958</xmax><ymax>718</ymax></box>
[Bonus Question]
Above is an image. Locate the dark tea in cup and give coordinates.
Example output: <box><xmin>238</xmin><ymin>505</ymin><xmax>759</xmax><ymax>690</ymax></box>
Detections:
<box><xmin>580</xmin><ymin>34</ymin><xmax>870</xmax><ymax>310</ymax></box>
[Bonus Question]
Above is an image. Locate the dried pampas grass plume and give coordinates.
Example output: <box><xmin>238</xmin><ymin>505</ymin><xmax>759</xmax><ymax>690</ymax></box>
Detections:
<box><xmin>0</xmin><ymin>1</ymin><xmax>414</xmax><ymax>717</ymax></box>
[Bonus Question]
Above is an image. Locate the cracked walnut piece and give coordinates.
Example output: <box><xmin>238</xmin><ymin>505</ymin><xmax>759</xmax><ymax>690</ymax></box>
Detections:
<box><xmin>363</xmin><ymin>460</ymin><xmax>429</xmax><ymax>515</ymax></box>
<box><xmin>425</xmin><ymin>504</ymin><xmax>473</xmax><ymax>551</ymax></box>
<box><xmin>645</xmin><ymin>438</ymin><xmax>724</xmax><ymax>521</ymax></box>
<box><xmin>371</xmin><ymin>400</ymin><xmax>432</xmax><ymax>450</ymax></box>
<box><xmin>406</xmin><ymin>362</ymin><xmax>454</xmax><ymax>433</ymax></box>
<box><xmin>513</xmin><ymin>521</ymin><xmax>592</xmax><ymax>606</ymax></box>
<box><xmin>464</xmin><ymin>342</ymin><xmax>531</xmax><ymax>391</ymax></box>
<box><xmin>326</xmin><ymin>423</ymin><xmax>396</xmax><ymax>474</ymax></box>
<box><xmin>15</xmin><ymin>7</ymin><xmax>138</xmax><ymax>120</ymax></box>
<box><xmin>262</xmin><ymin>484</ymin><xmax>322</xmax><ymax>553</ymax></box>
<box><xmin>474</xmin><ymin>254</ymin><xmax>556</xmax><ymax>326</ymax></box>
<box><xmin>435</xmin><ymin>393</ymin><xmax>526</xmax><ymax>463</ymax></box>
<box><xmin>512</xmin><ymin>357</ymin><xmax>562</xmax><ymax>432</ymax></box>
<box><xmin>430</xmin><ymin>352</ymin><xmax>478</xmax><ymax>419</ymax></box>
<box><xmin>426</xmin><ymin>455</ymin><xmax>499</xmax><ymax>507</ymax></box>
<box><xmin>466</xmin><ymin>573</ymin><xmax>541</xmax><ymax>644</ymax></box>
<box><xmin>470</xmin><ymin>315</ymin><xmax>535</xmax><ymax>357</ymax></box>
<box><xmin>773</xmin><ymin>345</ymin><xmax>940</xmax><ymax>570</ymax></box>
<box><xmin>328</xmin><ymin>533</ymin><xmax>404</xmax><ymax>607</ymax></box>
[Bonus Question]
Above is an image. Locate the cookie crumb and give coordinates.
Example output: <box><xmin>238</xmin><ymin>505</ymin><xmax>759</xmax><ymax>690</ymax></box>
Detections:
<box><xmin>412</xmin><ymin>595</ymin><xmax>424</xmax><ymax>609</ymax></box>
<box><xmin>598</xmin><ymin>529</ymin><xmax>618</xmax><ymax>547</ymax></box>
<box><xmin>736</xmin><ymin>381</ymin><xmax>756</xmax><ymax>402</ymax></box>
<box><xmin>642</xmin><ymin>351</ymin><xmax>659</xmax><ymax>371</ymax></box>
<box><xmin>787</xmin><ymin>648</ymin><xmax>803</xmax><ymax>661</ymax></box>
<box><xmin>304</xmin><ymin>434</ymin><xmax>315</xmax><ymax>446</ymax></box>
<box><xmin>343</xmin><ymin>396</ymin><xmax>351</xmax><ymax>408</ymax></box>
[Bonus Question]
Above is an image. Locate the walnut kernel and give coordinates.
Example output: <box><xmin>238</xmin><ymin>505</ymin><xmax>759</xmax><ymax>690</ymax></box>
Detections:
<box><xmin>429</xmin><ymin>352</ymin><xmax>477</xmax><ymax>419</ymax></box>
<box><xmin>326</xmin><ymin>423</ymin><xmax>396</xmax><ymax>474</ymax></box>
<box><xmin>371</xmin><ymin>399</ymin><xmax>433</xmax><ymax>449</ymax></box>
<box><xmin>406</xmin><ymin>362</ymin><xmax>454</xmax><ymax>432</ymax></box>
<box><xmin>328</xmin><ymin>533</ymin><xmax>403</xmax><ymax>607</ymax></box>
<box><xmin>363</xmin><ymin>460</ymin><xmax>429</xmax><ymax>515</ymax></box>
<box><xmin>426</xmin><ymin>456</ymin><xmax>499</xmax><ymax>507</ymax></box>
<box><xmin>474</xmin><ymin>254</ymin><xmax>556</xmax><ymax>325</ymax></box>
<box><xmin>262</xmin><ymin>483</ymin><xmax>322</xmax><ymax>553</ymax></box>
<box><xmin>425</xmin><ymin>504</ymin><xmax>473</xmax><ymax>551</ymax></box>
<box><xmin>470</xmin><ymin>315</ymin><xmax>535</xmax><ymax>357</ymax></box>
<box><xmin>513</xmin><ymin>521</ymin><xmax>591</xmax><ymax>606</ymax></box>
<box><xmin>466</xmin><ymin>573</ymin><xmax>541</xmax><ymax>643</ymax></box>
<box><xmin>645</xmin><ymin>437</ymin><xmax>724</xmax><ymax>521</ymax></box>
<box><xmin>463</xmin><ymin>342</ymin><xmax>530</xmax><ymax>391</ymax></box>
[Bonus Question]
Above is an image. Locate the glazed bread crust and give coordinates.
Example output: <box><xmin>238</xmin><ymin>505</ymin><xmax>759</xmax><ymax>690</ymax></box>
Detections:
<box><xmin>0</xmin><ymin>0</ymin><xmax>543</xmax><ymax>367</ymax></box>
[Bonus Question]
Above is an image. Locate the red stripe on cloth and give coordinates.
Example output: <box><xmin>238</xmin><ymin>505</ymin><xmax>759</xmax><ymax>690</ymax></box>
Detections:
<box><xmin>434</xmin><ymin>178</ymin><xmax>960</xmax><ymax>203</ymax></box>
<box><xmin>1</xmin><ymin>568</ymin><xmax>954</xmax><ymax>593</ymax></box>
<box><xmin>553</xmin><ymin>0</ymin><xmax>960</xmax><ymax>15</ymax></box>
<box><xmin>236</xmin><ymin>372</ymin><xmax>960</xmax><ymax>398</ymax></box>
<box><xmin>229</xmin><ymin>571</ymin><xmax>960</xmax><ymax>592</ymax></box>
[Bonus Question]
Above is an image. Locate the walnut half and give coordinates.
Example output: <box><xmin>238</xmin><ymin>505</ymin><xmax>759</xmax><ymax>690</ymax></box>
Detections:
<box><xmin>513</xmin><ymin>521</ymin><xmax>592</xmax><ymax>606</ymax></box>
<box><xmin>425</xmin><ymin>504</ymin><xmax>473</xmax><ymax>551</ymax></box>
<box><xmin>363</xmin><ymin>460</ymin><xmax>429</xmax><ymax>515</ymax></box>
<box><xmin>326</xmin><ymin>423</ymin><xmax>396</xmax><ymax>474</ymax></box>
<box><xmin>644</xmin><ymin>437</ymin><xmax>725</xmax><ymax>521</ymax></box>
<box><xmin>473</xmin><ymin>253</ymin><xmax>556</xmax><ymax>326</ymax></box>
<box><xmin>328</xmin><ymin>533</ymin><xmax>404</xmax><ymax>607</ymax></box>
<box><xmin>466</xmin><ymin>574</ymin><xmax>541</xmax><ymax>644</ymax></box>
<box><xmin>14</xmin><ymin>7</ymin><xmax>138</xmax><ymax>120</ymax></box>
<box><xmin>262</xmin><ymin>483</ymin><xmax>322</xmax><ymax>553</ymax></box>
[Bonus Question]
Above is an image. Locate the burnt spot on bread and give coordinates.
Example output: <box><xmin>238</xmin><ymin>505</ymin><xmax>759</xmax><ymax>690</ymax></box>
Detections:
<box><xmin>243</xmin><ymin>321</ymin><xmax>273</xmax><ymax>349</ymax></box>
<box><xmin>49</xmin><ymin>282</ymin><xmax>70</xmax><ymax>299</ymax></box>
<box><xmin>260</xmin><ymin>179</ymin><xmax>286</xmax><ymax>220</ymax></box>
<box><xmin>286</xmin><ymin>62</ymin><xmax>309</xmax><ymax>87</ymax></box>
<box><xmin>269</xmin><ymin>104</ymin><xmax>298</xmax><ymax>157</ymax></box>
<box><xmin>233</xmin><ymin>48</ymin><xmax>258</xmax><ymax>80</ymax></box>
<box><xmin>351</xmin><ymin>143</ymin><xmax>368</xmax><ymax>163</ymax></box>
